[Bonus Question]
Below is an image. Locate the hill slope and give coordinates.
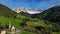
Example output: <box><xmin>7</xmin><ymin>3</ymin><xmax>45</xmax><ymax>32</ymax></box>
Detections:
<box><xmin>0</xmin><ymin>4</ymin><xmax>17</xmax><ymax>17</ymax></box>
<box><xmin>37</xmin><ymin>6</ymin><xmax>60</xmax><ymax>23</ymax></box>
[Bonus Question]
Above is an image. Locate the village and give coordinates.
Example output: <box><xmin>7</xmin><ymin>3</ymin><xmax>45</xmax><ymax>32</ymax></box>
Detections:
<box><xmin>0</xmin><ymin>22</ymin><xmax>21</xmax><ymax>34</ymax></box>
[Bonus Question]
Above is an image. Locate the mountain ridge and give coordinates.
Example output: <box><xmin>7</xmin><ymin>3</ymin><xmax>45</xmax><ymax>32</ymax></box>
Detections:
<box><xmin>14</xmin><ymin>7</ymin><xmax>42</xmax><ymax>14</ymax></box>
<box><xmin>36</xmin><ymin>6</ymin><xmax>60</xmax><ymax>23</ymax></box>
<box><xmin>0</xmin><ymin>4</ymin><xmax>17</xmax><ymax>17</ymax></box>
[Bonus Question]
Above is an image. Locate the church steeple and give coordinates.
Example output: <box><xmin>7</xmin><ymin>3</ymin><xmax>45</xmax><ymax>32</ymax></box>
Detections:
<box><xmin>9</xmin><ymin>22</ymin><xmax>11</xmax><ymax>31</ymax></box>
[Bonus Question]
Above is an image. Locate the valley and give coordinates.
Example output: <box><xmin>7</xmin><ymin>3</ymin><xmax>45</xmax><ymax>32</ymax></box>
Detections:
<box><xmin>0</xmin><ymin>4</ymin><xmax>60</xmax><ymax>34</ymax></box>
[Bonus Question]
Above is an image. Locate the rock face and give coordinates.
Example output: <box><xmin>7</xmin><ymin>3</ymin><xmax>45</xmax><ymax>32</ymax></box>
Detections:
<box><xmin>14</xmin><ymin>7</ymin><xmax>42</xmax><ymax>14</ymax></box>
<box><xmin>14</xmin><ymin>7</ymin><xmax>26</xmax><ymax>13</ymax></box>
<box><xmin>14</xmin><ymin>7</ymin><xmax>42</xmax><ymax>18</ymax></box>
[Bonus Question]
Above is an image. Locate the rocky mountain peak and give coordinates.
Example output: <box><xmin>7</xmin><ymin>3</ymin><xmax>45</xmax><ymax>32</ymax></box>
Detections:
<box><xmin>14</xmin><ymin>7</ymin><xmax>42</xmax><ymax>14</ymax></box>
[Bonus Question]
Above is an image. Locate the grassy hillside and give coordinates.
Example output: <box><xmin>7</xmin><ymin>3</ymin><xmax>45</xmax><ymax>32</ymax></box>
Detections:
<box><xmin>0</xmin><ymin>4</ymin><xmax>17</xmax><ymax>17</ymax></box>
<box><xmin>0</xmin><ymin>17</ymin><xmax>21</xmax><ymax>28</ymax></box>
<box><xmin>0</xmin><ymin>4</ymin><xmax>60</xmax><ymax>34</ymax></box>
<box><xmin>1</xmin><ymin>16</ymin><xmax>60</xmax><ymax>34</ymax></box>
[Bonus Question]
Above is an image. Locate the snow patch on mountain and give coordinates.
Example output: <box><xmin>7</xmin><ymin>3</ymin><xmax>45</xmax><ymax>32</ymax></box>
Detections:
<box><xmin>14</xmin><ymin>7</ymin><xmax>42</xmax><ymax>14</ymax></box>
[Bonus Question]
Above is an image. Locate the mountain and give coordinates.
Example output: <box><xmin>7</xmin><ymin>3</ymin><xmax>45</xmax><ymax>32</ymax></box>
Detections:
<box><xmin>0</xmin><ymin>4</ymin><xmax>17</xmax><ymax>17</ymax></box>
<box><xmin>0</xmin><ymin>4</ymin><xmax>60</xmax><ymax>34</ymax></box>
<box><xmin>14</xmin><ymin>7</ymin><xmax>42</xmax><ymax>14</ymax></box>
<box><xmin>37</xmin><ymin>6</ymin><xmax>60</xmax><ymax>23</ymax></box>
<box><xmin>14</xmin><ymin>8</ymin><xmax>42</xmax><ymax>18</ymax></box>
<box><xmin>19</xmin><ymin>12</ymin><xmax>40</xmax><ymax>18</ymax></box>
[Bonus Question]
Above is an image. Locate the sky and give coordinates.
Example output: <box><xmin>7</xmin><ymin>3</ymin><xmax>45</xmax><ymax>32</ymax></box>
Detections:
<box><xmin>0</xmin><ymin>0</ymin><xmax>60</xmax><ymax>10</ymax></box>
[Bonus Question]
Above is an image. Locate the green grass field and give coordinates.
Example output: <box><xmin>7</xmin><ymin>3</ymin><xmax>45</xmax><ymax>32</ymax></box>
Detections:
<box><xmin>0</xmin><ymin>16</ymin><xmax>22</xmax><ymax>28</ymax></box>
<box><xmin>20</xmin><ymin>31</ymin><xmax>35</xmax><ymax>34</ymax></box>
<box><xmin>0</xmin><ymin>16</ymin><xmax>60</xmax><ymax>34</ymax></box>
